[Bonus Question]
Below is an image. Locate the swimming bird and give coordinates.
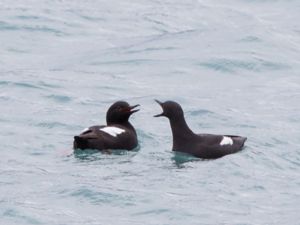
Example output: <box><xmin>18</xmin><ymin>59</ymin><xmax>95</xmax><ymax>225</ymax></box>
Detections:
<box><xmin>73</xmin><ymin>101</ymin><xmax>140</xmax><ymax>151</ymax></box>
<box><xmin>154</xmin><ymin>100</ymin><xmax>246</xmax><ymax>159</ymax></box>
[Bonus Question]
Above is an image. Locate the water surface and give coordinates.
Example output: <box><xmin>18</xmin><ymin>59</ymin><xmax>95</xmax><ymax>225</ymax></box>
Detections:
<box><xmin>1</xmin><ymin>0</ymin><xmax>300</xmax><ymax>224</ymax></box>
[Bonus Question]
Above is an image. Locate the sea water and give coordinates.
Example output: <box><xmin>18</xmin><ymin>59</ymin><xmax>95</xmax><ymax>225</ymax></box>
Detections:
<box><xmin>0</xmin><ymin>0</ymin><xmax>299</xmax><ymax>224</ymax></box>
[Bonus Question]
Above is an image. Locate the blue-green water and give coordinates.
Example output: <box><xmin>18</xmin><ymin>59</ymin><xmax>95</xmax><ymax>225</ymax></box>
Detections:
<box><xmin>1</xmin><ymin>0</ymin><xmax>300</xmax><ymax>224</ymax></box>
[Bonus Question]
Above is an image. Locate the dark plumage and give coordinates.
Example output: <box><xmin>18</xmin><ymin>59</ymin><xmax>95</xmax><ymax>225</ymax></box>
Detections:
<box><xmin>154</xmin><ymin>100</ymin><xmax>247</xmax><ymax>159</ymax></box>
<box><xmin>73</xmin><ymin>101</ymin><xmax>140</xmax><ymax>151</ymax></box>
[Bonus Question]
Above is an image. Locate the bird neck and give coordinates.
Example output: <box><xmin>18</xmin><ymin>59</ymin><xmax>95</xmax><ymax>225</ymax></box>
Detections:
<box><xmin>168</xmin><ymin>114</ymin><xmax>194</xmax><ymax>143</ymax></box>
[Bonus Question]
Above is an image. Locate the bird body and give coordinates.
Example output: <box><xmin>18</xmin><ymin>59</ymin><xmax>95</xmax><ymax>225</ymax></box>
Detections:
<box><xmin>73</xmin><ymin>101</ymin><xmax>139</xmax><ymax>151</ymax></box>
<box><xmin>155</xmin><ymin>100</ymin><xmax>246</xmax><ymax>159</ymax></box>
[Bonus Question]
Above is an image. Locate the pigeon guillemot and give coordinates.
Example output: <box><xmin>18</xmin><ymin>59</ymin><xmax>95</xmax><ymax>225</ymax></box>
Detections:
<box><xmin>73</xmin><ymin>101</ymin><xmax>140</xmax><ymax>151</ymax></box>
<box><xmin>154</xmin><ymin>100</ymin><xmax>247</xmax><ymax>159</ymax></box>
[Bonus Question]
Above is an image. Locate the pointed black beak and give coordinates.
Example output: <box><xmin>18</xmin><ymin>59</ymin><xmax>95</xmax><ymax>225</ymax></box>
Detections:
<box><xmin>154</xmin><ymin>99</ymin><xmax>164</xmax><ymax>117</ymax></box>
<box><xmin>128</xmin><ymin>104</ymin><xmax>140</xmax><ymax>114</ymax></box>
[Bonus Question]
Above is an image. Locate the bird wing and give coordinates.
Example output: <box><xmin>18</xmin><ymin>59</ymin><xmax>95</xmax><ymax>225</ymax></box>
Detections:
<box><xmin>194</xmin><ymin>134</ymin><xmax>246</xmax><ymax>157</ymax></box>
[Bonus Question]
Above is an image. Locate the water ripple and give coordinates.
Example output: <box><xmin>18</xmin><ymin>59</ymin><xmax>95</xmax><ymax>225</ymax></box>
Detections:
<box><xmin>35</xmin><ymin>121</ymin><xmax>71</xmax><ymax>129</ymax></box>
<box><xmin>186</xmin><ymin>109</ymin><xmax>215</xmax><ymax>117</ymax></box>
<box><xmin>2</xmin><ymin>209</ymin><xmax>42</xmax><ymax>225</ymax></box>
<box><xmin>14</xmin><ymin>81</ymin><xmax>44</xmax><ymax>90</ymax></box>
<box><xmin>90</xmin><ymin>59</ymin><xmax>157</xmax><ymax>66</ymax></box>
<box><xmin>0</xmin><ymin>80</ymin><xmax>45</xmax><ymax>90</ymax></box>
<box><xmin>198</xmin><ymin>58</ymin><xmax>290</xmax><ymax>73</ymax></box>
<box><xmin>0</xmin><ymin>21</ymin><xmax>67</xmax><ymax>35</ymax></box>
<box><xmin>239</xmin><ymin>35</ymin><xmax>262</xmax><ymax>43</ymax></box>
<box><xmin>45</xmin><ymin>94</ymin><xmax>72</xmax><ymax>103</ymax></box>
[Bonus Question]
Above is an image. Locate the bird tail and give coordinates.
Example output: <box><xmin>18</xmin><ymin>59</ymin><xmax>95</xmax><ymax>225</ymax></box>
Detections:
<box><xmin>73</xmin><ymin>136</ymin><xmax>88</xmax><ymax>149</ymax></box>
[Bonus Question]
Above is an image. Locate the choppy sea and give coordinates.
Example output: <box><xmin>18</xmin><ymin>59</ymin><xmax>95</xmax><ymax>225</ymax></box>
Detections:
<box><xmin>1</xmin><ymin>0</ymin><xmax>300</xmax><ymax>224</ymax></box>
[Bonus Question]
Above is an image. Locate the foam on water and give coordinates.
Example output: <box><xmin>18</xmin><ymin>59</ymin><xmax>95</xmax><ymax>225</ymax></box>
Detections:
<box><xmin>1</xmin><ymin>0</ymin><xmax>300</xmax><ymax>224</ymax></box>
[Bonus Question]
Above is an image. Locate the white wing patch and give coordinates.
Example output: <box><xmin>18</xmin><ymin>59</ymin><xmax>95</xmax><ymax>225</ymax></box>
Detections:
<box><xmin>100</xmin><ymin>127</ymin><xmax>125</xmax><ymax>137</ymax></box>
<box><xmin>220</xmin><ymin>136</ymin><xmax>233</xmax><ymax>146</ymax></box>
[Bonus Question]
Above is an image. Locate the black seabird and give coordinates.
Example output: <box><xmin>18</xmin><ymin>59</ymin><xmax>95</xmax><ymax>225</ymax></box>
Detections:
<box><xmin>73</xmin><ymin>101</ymin><xmax>140</xmax><ymax>151</ymax></box>
<box><xmin>154</xmin><ymin>100</ymin><xmax>247</xmax><ymax>159</ymax></box>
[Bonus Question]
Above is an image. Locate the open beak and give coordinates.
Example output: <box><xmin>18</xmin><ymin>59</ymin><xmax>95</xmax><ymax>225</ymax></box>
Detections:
<box><xmin>154</xmin><ymin>99</ymin><xmax>164</xmax><ymax>117</ymax></box>
<box><xmin>128</xmin><ymin>104</ymin><xmax>140</xmax><ymax>114</ymax></box>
